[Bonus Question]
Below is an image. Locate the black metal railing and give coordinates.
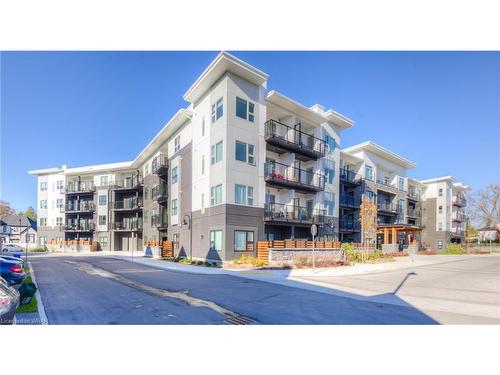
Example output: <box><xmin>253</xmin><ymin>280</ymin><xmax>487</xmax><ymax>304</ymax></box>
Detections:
<box><xmin>64</xmin><ymin>221</ymin><xmax>95</xmax><ymax>232</ymax></box>
<box><xmin>65</xmin><ymin>181</ymin><xmax>95</xmax><ymax>194</ymax></box>
<box><xmin>407</xmin><ymin>190</ymin><xmax>421</xmax><ymax>200</ymax></box>
<box><xmin>339</xmin><ymin>194</ymin><xmax>361</xmax><ymax>208</ymax></box>
<box><xmin>452</xmin><ymin>195</ymin><xmax>467</xmax><ymax>206</ymax></box>
<box><xmin>264</xmin><ymin>202</ymin><xmax>325</xmax><ymax>224</ymax></box>
<box><xmin>339</xmin><ymin>220</ymin><xmax>361</xmax><ymax>231</ymax></box>
<box><xmin>377</xmin><ymin>201</ymin><xmax>399</xmax><ymax>213</ymax></box>
<box><xmin>339</xmin><ymin>168</ymin><xmax>362</xmax><ymax>185</ymax></box>
<box><xmin>265</xmin><ymin>119</ymin><xmax>327</xmax><ymax>159</ymax></box>
<box><xmin>151</xmin><ymin>183</ymin><xmax>168</xmax><ymax>202</ymax></box>
<box><xmin>112</xmin><ymin>176</ymin><xmax>143</xmax><ymax>190</ymax></box>
<box><xmin>407</xmin><ymin>207</ymin><xmax>421</xmax><ymax>217</ymax></box>
<box><xmin>111</xmin><ymin>219</ymin><xmax>143</xmax><ymax>231</ymax></box>
<box><xmin>264</xmin><ymin>161</ymin><xmax>325</xmax><ymax>192</ymax></box>
<box><xmin>64</xmin><ymin>201</ymin><xmax>95</xmax><ymax>213</ymax></box>
<box><xmin>151</xmin><ymin>213</ymin><xmax>168</xmax><ymax>228</ymax></box>
<box><xmin>112</xmin><ymin>198</ymin><xmax>143</xmax><ymax>210</ymax></box>
<box><xmin>452</xmin><ymin>212</ymin><xmax>466</xmax><ymax>221</ymax></box>
<box><xmin>152</xmin><ymin>154</ymin><xmax>168</xmax><ymax>175</ymax></box>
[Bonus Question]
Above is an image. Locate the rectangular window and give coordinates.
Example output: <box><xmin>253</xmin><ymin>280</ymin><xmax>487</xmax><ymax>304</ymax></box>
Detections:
<box><xmin>56</xmin><ymin>180</ymin><xmax>64</xmax><ymax>190</ymax></box>
<box><xmin>235</xmin><ymin>140</ymin><xmax>255</xmax><ymax>165</ymax></box>
<box><xmin>399</xmin><ymin>177</ymin><xmax>405</xmax><ymax>191</ymax></box>
<box><xmin>324</xmin><ymin>200</ymin><xmax>334</xmax><ymax>216</ymax></box>
<box><xmin>174</xmin><ymin>135</ymin><xmax>180</xmax><ymax>153</ymax></box>
<box><xmin>99</xmin><ymin>195</ymin><xmax>107</xmax><ymax>205</ymax></box>
<box><xmin>438</xmin><ymin>222</ymin><xmax>443</xmax><ymax>231</ymax></box>
<box><xmin>98</xmin><ymin>215</ymin><xmax>106</xmax><ymax>225</ymax></box>
<box><xmin>234</xmin><ymin>230</ymin><xmax>254</xmax><ymax>252</ymax></box>
<box><xmin>56</xmin><ymin>198</ymin><xmax>63</xmax><ymax>208</ymax></box>
<box><xmin>171</xmin><ymin>199</ymin><xmax>178</xmax><ymax>216</ymax></box>
<box><xmin>212</xmin><ymin>97</ymin><xmax>223</xmax><ymax>123</ymax></box>
<box><xmin>172</xmin><ymin>166</ymin><xmax>178</xmax><ymax>184</ymax></box>
<box><xmin>99</xmin><ymin>236</ymin><xmax>108</xmax><ymax>248</ymax></box>
<box><xmin>211</xmin><ymin>184</ymin><xmax>222</xmax><ymax>206</ymax></box>
<box><xmin>247</xmin><ymin>186</ymin><xmax>254</xmax><ymax>206</ymax></box>
<box><xmin>56</xmin><ymin>217</ymin><xmax>63</xmax><ymax>226</ymax></box>
<box><xmin>365</xmin><ymin>165</ymin><xmax>373</xmax><ymax>181</ymax></box>
<box><xmin>201</xmin><ymin>155</ymin><xmax>205</xmax><ymax>175</ymax></box>
<box><xmin>210</xmin><ymin>230</ymin><xmax>222</xmax><ymax>251</ymax></box>
<box><xmin>324</xmin><ymin>168</ymin><xmax>335</xmax><ymax>184</ymax></box>
<box><xmin>211</xmin><ymin>141</ymin><xmax>223</xmax><ymax>164</ymax></box>
<box><xmin>325</xmin><ymin>135</ymin><xmax>337</xmax><ymax>153</ymax></box>
<box><xmin>438</xmin><ymin>205</ymin><xmax>443</xmax><ymax>213</ymax></box>
<box><xmin>39</xmin><ymin>237</ymin><xmax>47</xmax><ymax>246</ymax></box>
<box><xmin>40</xmin><ymin>218</ymin><xmax>47</xmax><ymax>226</ymax></box>
<box><xmin>100</xmin><ymin>176</ymin><xmax>108</xmax><ymax>186</ymax></box>
<box><xmin>201</xmin><ymin>193</ymin><xmax>205</xmax><ymax>212</ymax></box>
<box><xmin>235</xmin><ymin>184</ymin><xmax>246</xmax><ymax>204</ymax></box>
<box><xmin>40</xmin><ymin>200</ymin><xmax>47</xmax><ymax>209</ymax></box>
<box><xmin>236</xmin><ymin>97</ymin><xmax>255</xmax><ymax>122</ymax></box>
<box><xmin>40</xmin><ymin>182</ymin><xmax>48</xmax><ymax>191</ymax></box>
<box><xmin>144</xmin><ymin>163</ymin><xmax>150</xmax><ymax>176</ymax></box>
<box><xmin>439</xmin><ymin>188</ymin><xmax>443</xmax><ymax>197</ymax></box>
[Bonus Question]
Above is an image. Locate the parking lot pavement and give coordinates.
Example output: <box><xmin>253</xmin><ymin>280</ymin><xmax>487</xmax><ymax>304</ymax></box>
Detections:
<box><xmin>295</xmin><ymin>255</ymin><xmax>500</xmax><ymax>324</ymax></box>
<box><xmin>30</xmin><ymin>255</ymin><xmax>439</xmax><ymax>324</ymax></box>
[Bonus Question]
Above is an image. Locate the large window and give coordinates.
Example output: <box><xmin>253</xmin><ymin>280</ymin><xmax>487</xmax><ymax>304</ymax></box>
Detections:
<box><xmin>172</xmin><ymin>166</ymin><xmax>178</xmax><ymax>184</ymax></box>
<box><xmin>235</xmin><ymin>140</ymin><xmax>255</xmax><ymax>165</ymax></box>
<box><xmin>365</xmin><ymin>165</ymin><xmax>373</xmax><ymax>181</ymax></box>
<box><xmin>56</xmin><ymin>180</ymin><xmax>64</xmax><ymax>190</ymax></box>
<box><xmin>211</xmin><ymin>97</ymin><xmax>223</xmax><ymax>123</ymax></box>
<box><xmin>56</xmin><ymin>217</ymin><xmax>63</xmax><ymax>227</ymax></box>
<box><xmin>99</xmin><ymin>236</ymin><xmax>108</xmax><ymax>249</ymax></box>
<box><xmin>210</xmin><ymin>230</ymin><xmax>223</xmax><ymax>251</ymax></box>
<box><xmin>99</xmin><ymin>195</ymin><xmax>107</xmax><ymax>206</ymax></box>
<box><xmin>235</xmin><ymin>184</ymin><xmax>253</xmax><ymax>205</ymax></box>
<box><xmin>211</xmin><ymin>141</ymin><xmax>223</xmax><ymax>164</ymax></box>
<box><xmin>171</xmin><ymin>199</ymin><xmax>178</xmax><ymax>216</ymax></box>
<box><xmin>210</xmin><ymin>184</ymin><xmax>222</xmax><ymax>206</ymax></box>
<box><xmin>236</xmin><ymin>97</ymin><xmax>255</xmax><ymax>122</ymax></box>
<box><xmin>324</xmin><ymin>200</ymin><xmax>334</xmax><ymax>216</ymax></box>
<box><xmin>56</xmin><ymin>198</ymin><xmax>63</xmax><ymax>208</ymax></box>
<box><xmin>100</xmin><ymin>176</ymin><xmax>109</xmax><ymax>186</ymax></box>
<box><xmin>325</xmin><ymin>135</ymin><xmax>336</xmax><ymax>153</ymax></box>
<box><xmin>234</xmin><ymin>230</ymin><xmax>254</xmax><ymax>252</ymax></box>
<box><xmin>40</xmin><ymin>200</ymin><xmax>47</xmax><ymax>209</ymax></box>
<box><xmin>40</xmin><ymin>182</ymin><xmax>48</xmax><ymax>191</ymax></box>
<box><xmin>98</xmin><ymin>215</ymin><xmax>106</xmax><ymax>225</ymax></box>
<box><xmin>324</xmin><ymin>168</ymin><xmax>335</xmax><ymax>184</ymax></box>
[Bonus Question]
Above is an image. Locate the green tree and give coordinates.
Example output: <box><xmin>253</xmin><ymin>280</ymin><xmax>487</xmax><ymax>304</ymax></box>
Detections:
<box><xmin>23</xmin><ymin>206</ymin><xmax>37</xmax><ymax>221</ymax></box>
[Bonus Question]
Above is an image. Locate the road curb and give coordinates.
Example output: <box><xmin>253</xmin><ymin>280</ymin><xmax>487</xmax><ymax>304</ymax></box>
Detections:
<box><xmin>28</xmin><ymin>260</ymin><xmax>49</xmax><ymax>325</ymax></box>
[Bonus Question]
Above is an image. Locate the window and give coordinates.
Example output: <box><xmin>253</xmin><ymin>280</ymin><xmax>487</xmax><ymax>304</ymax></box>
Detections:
<box><xmin>56</xmin><ymin>180</ymin><xmax>64</xmax><ymax>190</ymax></box>
<box><xmin>438</xmin><ymin>205</ymin><xmax>443</xmax><ymax>214</ymax></box>
<box><xmin>56</xmin><ymin>217</ymin><xmax>63</xmax><ymax>227</ymax></box>
<box><xmin>210</xmin><ymin>230</ymin><xmax>222</xmax><ymax>251</ymax></box>
<box><xmin>40</xmin><ymin>218</ymin><xmax>47</xmax><ymax>227</ymax></box>
<box><xmin>98</xmin><ymin>215</ymin><xmax>106</xmax><ymax>225</ymax></box>
<box><xmin>171</xmin><ymin>199</ymin><xmax>178</xmax><ymax>216</ymax></box>
<box><xmin>211</xmin><ymin>141</ymin><xmax>223</xmax><ymax>164</ymax></box>
<box><xmin>100</xmin><ymin>176</ymin><xmax>108</xmax><ymax>186</ymax></box>
<box><xmin>324</xmin><ymin>200</ymin><xmax>335</xmax><ymax>216</ymax></box>
<box><xmin>202</xmin><ymin>117</ymin><xmax>205</xmax><ymax>136</ymax></box>
<box><xmin>40</xmin><ymin>200</ymin><xmax>47</xmax><ymax>209</ymax></box>
<box><xmin>324</xmin><ymin>168</ymin><xmax>335</xmax><ymax>184</ymax></box>
<box><xmin>144</xmin><ymin>163</ymin><xmax>150</xmax><ymax>176</ymax></box>
<box><xmin>174</xmin><ymin>135</ymin><xmax>180</xmax><ymax>153</ymax></box>
<box><xmin>365</xmin><ymin>165</ymin><xmax>373</xmax><ymax>181</ymax></box>
<box><xmin>235</xmin><ymin>140</ymin><xmax>255</xmax><ymax>165</ymax></box>
<box><xmin>399</xmin><ymin>177</ymin><xmax>405</xmax><ymax>191</ymax></box>
<box><xmin>99</xmin><ymin>236</ymin><xmax>108</xmax><ymax>248</ymax></box>
<box><xmin>99</xmin><ymin>195</ymin><xmax>107</xmax><ymax>206</ymax></box>
<box><xmin>39</xmin><ymin>237</ymin><xmax>46</xmax><ymax>246</ymax></box>
<box><xmin>235</xmin><ymin>184</ymin><xmax>254</xmax><ymax>206</ymax></box>
<box><xmin>201</xmin><ymin>155</ymin><xmax>205</xmax><ymax>175</ymax></box>
<box><xmin>172</xmin><ymin>167</ymin><xmax>178</xmax><ymax>184</ymax></box>
<box><xmin>364</xmin><ymin>189</ymin><xmax>374</xmax><ymax>200</ymax></box>
<box><xmin>211</xmin><ymin>184</ymin><xmax>222</xmax><ymax>206</ymax></box>
<box><xmin>439</xmin><ymin>188</ymin><xmax>443</xmax><ymax>197</ymax></box>
<box><xmin>40</xmin><ymin>182</ymin><xmax>48</xmax><ymax>191</ymax></box>
<box><xmin>211</xmin><ymin>97</ymin><xmax>223</xmax><ymax>123</ymax></box>
<box><xmin>234</xmin><ymin>230</ymin><xmax>254</xmax><ymax>252</ymax></box>
<box><xmin>438</xmin><ymin>222</ymin><xmax>443</xmax><ymax>231</ymax></box>
<box><xmin>56</xmin><ymin>198</ymin><xmax>63</xmax><ymax>208</ymax></box>
<box><xmin>201</xmin><ymin>193</ymin><xmax>205</xmax><ymax>212</ymax></box>
<box><xmin>325</xmin><ymin>135</ymin><xmax>337</xmax><ymax>153</ymax></box>
<box><xmin>27</xmin><ymin>234</ymin><xmax>35</xmax><ymax>243</ymax></box>
<box><xmin>236</xmin><ymin>97</ymin><xmax>255</xmax><ymax>122</ymax></box>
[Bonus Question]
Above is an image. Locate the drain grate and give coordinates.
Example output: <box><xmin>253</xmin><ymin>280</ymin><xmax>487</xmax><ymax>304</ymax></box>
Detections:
<box><xmin>224</xmin><ymin>315</ymin><xmax>256</xmax><ymax>325</ymax></box>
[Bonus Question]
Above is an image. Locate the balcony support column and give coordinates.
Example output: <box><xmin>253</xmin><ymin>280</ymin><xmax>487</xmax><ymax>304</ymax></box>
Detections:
<box><xmin>391</xmin><ymin>227</ymin><xmax>397</xmax><ymax>245</ymax></box>
<box><xmin>383</xmin><ymin>228</ymin><xmax>389</xmax><ymax>244</ymax></box>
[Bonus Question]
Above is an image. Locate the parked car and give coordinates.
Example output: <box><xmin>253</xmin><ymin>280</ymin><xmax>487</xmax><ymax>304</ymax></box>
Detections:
<box><xmin>1</xmin><ymin>243</ymin><xmax>24</xmax><ymax>253</ymax></box>
<box><xmin>0</xmin><ymin>258</ymin><xmax>26</xmax><ymax>286</ymax></box>
<box><xmin>0</xmin><ymin>254</ymin><xmax>24</xmax><ymax>263</ymax></box>
<box><xmin>0</xmin><ymin>276</ymin><xmax>20</xmax><ymax>324</ymax></box>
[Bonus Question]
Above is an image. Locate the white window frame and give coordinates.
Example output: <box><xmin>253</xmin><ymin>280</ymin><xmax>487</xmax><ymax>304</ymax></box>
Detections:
<box><xmin>211</xmin><ymin>97</ymin><xmax>223</xmax><ymax>123</ymax></box>
<box><xmin>235</xmin><ymin>140</ymin><xmax>255</xmax><ymax>166</ymax></box>
<box><xmin>211</xmin><ymin>141</ymin><xmax>223</xmax><ymax>164</ymax></box>
<box><xmin>174</xmin><ymin>135</ymin><xmax>180</xmax><ymax>153</ymax></box>
<box><xmin>99</xmin><ymin>195</ymin><xmax>107</xmax><ymax>206</ymax></box>
<box><xmin>210</xmin><ymin>184</ymin><xmax>222</xmax><ymax>206</ymax></box>
<box><xmin>210</xmin><ymin>230</ymin><xmax>223</xmax><ymax>251</ymax></box>
<box><xmin>98</xmin><ymin>215</ymin><xmax>107</xmax><ymax>226</ymax></box>
<box><xmin>171</xmin><ymin>199</ymin><xmax>178</xmax><ymax>216</ymax></box>
<box><xmin>235</xmin><ymin>96</ymin><xmax>255</xmax><ymax>122</ymax></box>
<box><xmin>100</xmin><ymin>176</ymin><xmax>109</xmax><ymax>186</ymax></box>
<box><xmin>40</xmin><ymin>182</ymin><xmax>48</xmax><ymax>191</ymax></box>
<box><xmin>172</xmin><ymin>166</ymin><xmax>178</xmax><ymax>184</ymax></box>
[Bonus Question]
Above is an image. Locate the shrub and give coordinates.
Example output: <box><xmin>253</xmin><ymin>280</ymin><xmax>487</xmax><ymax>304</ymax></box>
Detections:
<box><xmin>445</xmin><ymin>244</ymin><xmax>466</xmax><ymax>255</ymax></box>
<box><xmin>232</xmin><ymin>255</ymin><xmax>267</xmax><ymax>268</ymax></box>
<box><xmin>293</xmin><ymin>253</ymin><xmax>344</xmax><ymax>268</ymax></box>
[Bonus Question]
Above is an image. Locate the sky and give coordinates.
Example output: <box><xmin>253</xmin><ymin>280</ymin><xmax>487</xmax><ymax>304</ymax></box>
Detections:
<box><xmin>1</xmin><ymin>51</ymin><xmax>499</xmax><ymax>212</ymax></box>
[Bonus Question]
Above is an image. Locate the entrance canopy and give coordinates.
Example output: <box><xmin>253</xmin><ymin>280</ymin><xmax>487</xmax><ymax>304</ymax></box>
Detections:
<box><xmin>377</xmin><ymin>224</ymin><xmax>423</xmax><ymax>245</ymax></box>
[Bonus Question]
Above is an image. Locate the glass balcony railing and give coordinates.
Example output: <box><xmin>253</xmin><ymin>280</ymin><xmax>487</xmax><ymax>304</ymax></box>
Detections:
<box><xmin>112</xmin><ymin>176</ymin><xmax>143</xmax><ymax>190</ymax></box>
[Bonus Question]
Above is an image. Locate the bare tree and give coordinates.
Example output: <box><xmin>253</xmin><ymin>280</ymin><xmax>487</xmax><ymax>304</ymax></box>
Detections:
<box><xmin>0</xmin><ymin>200</ymin><xmax>16</xmax><ymax>216</ymax></box>
<box><xmin>468</xmin><ymin>184</ymin><xmax>500</xmax><ymax>228</ymax></box>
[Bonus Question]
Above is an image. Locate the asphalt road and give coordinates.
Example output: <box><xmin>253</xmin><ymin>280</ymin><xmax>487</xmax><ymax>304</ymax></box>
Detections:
<box><xmin>30</xmin><ymin>255</ymin><xmax>439</xmax><ymax>324</ymax></box>
<box><xmin>297</xmin><ymin>255</ymin><xmax>500</xmax><ymax>324</ymax></box>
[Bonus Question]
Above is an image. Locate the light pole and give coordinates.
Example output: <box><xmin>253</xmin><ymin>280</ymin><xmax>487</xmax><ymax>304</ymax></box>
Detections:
<box><xmin>182</xmin><ymin>214</ymin><xmax>192</xmax><ymax>260</ymax></box>
<box><xmin>20</xmin><ymin>218</ymin><xmax>28</xmax><ymax>269</ymax></box>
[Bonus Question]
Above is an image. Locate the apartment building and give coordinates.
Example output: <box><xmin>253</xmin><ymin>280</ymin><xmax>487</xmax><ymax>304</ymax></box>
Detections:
<box><xmin>29</xmin><ymin>52</ymin><xmax>467</xmax><ymax>260</ymax></box>
<box><xmin>420</xmin><ymin>176</ymin><xmax>469</xmax><ymax>249</ymax></box>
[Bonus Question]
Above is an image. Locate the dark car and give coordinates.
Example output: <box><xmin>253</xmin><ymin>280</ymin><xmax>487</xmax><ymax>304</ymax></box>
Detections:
<box><xmin>0</xmin><ymin>258</ymin><xmax>26</xmax><ymax>286</ymax></box>
<box><xmin>0</xmin><ymin>254</ymin><xmax>24</xmax><ymax>264</ymax></box>
<box><xmin>0</xmin><ymin>276</ymin><xmax>20</xmax><ymax>324</ymax></box>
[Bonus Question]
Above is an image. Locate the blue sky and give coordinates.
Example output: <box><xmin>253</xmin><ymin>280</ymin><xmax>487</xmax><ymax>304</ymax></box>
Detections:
<box><xmin>1</xmin><ymin>51</ymin><xmax>499</xmax><ymax>211</ymax></box>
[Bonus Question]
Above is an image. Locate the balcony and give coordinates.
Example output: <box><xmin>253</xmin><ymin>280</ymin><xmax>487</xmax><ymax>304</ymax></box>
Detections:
<box><xmin>64</xmin><ymin>221</ymin><xmax>95</xmax><ymax>232</ymax></box>
<box><xmin>407</xmin><ymin>207</ymin><xmax>421</xmax><ymax>218</ymax></box>
<box><xmin>377</xmin><ymin>202</ymin><xmax>399</xmax><ymax>214</ymax></box>
<box><xmin>64</xmin><ymin>181</ymin><xmax>95</xmax><ymax>195</ymax></box>
<box><xmin>265</xmin><ymin>119</ymin><xmax>327</xmax><ymax>161</ymax></box>
<box><xmin>450</xmin><ymin>228</ymin><xmax>465</xmax><ymax>237</ymax></box>
<box><xmin>111</xmin><ymin>219</ymin><xmax>143</xmax><ymax>232</ymax></box>
<box><xmin>339</xmin><ymin>220</ymin><xmax>361</xmax><ymax>232</ymax></box>
<box><xmin>452</xmin><ymin>195</ymin><xmax>467</xmax><ymax>207</ymax></box>
<box><xmin>112</xmin><ymin>198</ymin><xmax>143</xmax><ymax>211</ymax></box>
<box><xmin>339</xmin><ymin>168</ymin><xmax>362</xmax><ymax>185</ymax></box>
<box><xmin>452</xmin><ymin>212</ymin><xmax>466</xmax><ymax>222</ymax></box>
<box><xmin>264</xmin><ymin>203</ymin><xmax>325</xmax><ymax>225</ymax></box>
<box><xmin>151</xmin><ymin>213</ymin><xmax>168</xmax><ymax>229</ymax></box>
<box><xmin>152</xmin><ymin>154</ymin><xmax>168</xmax><ymax>175</ymax></box>
<box><xmin>407</xmin><ymin>190</ymin><xmax>421</xmax><ymax>201</ymax></box>
<box><xmin>112</xmin><ymin>176</ymin><xmax>143</xmax><ymax>191</ymax></box>
<box><xmin>151</xmin><ymin>184</ymin><xmax>168</xmax><ymax>203</ymax></box>
<box><xmin>339</xmin><ymin>194</ymin><xmax>361</xmax><ymax>209</ymax></box>
<box><xmin>63</xmin><ymin>201</ymin><xmax>95</xmax><ymax>214</ymax></box>
<box><xmin>264</xmin><ymin>161</ymin><xmax>325</xmax><ymax>193</ymax></box>
<box><xmin>376</xmin><ymin>179</ymin><xmax>401</xmax><ymax>195</ymax></box>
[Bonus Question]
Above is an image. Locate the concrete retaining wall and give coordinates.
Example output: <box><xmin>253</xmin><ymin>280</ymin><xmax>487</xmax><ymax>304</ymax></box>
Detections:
<box><xmin>46</xmin><ymin>244</ymin><xmax>93</xmax><ymax>253</ymax></box>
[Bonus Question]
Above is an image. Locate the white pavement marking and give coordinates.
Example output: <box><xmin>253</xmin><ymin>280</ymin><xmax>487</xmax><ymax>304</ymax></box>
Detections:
<box><xmin>28</xmin><ymin>260</ymin><xmax>48</xmax><ymax>325</ymax></box>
